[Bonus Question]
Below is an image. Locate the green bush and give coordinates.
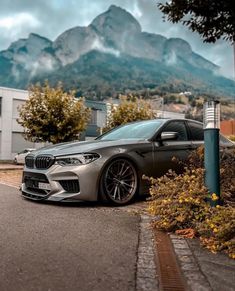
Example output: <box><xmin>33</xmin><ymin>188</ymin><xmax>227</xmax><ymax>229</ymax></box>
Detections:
<box><xmin>229</xmin><ymin>135</ymin><xmax>235</xmax><ymax>142</ymax></box>
<box><xmin>104</xmin><ymin>95</ymin><xmax>156</xmax><ymax>131</ymax></box>
<box><xmin>145</xmin><ymin>168</ymin><xmax>210</xmax><ymax>231</ymax></box>
<box><xmin>146</xmin><ymin>146</ymin><xmax>235</xmax><ymax>259</ymax></box>
<box><xmin>198</xmin><ymin>206</ymin><xmax>235</xmax><ymax>258</ymax></box>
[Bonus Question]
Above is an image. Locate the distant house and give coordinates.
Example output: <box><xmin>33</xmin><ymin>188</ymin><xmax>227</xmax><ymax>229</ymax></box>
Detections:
<box><xmin>179</xmin><ymin>91</ymin><xmax>192</xmax><ymax>96</ymax></box>
<box><xmin>221</xmin><ymin>120</ymin><xmax>235</xmax><ymax>136</ymax></box>
<box><xmin>84</xmin><ymin>100</ymin><xmax>109</xmax><ymax>139</ymax></box>
<box><xmin>159</xmin><ymin>110</ymin><xmax>185</xmax><ymax>119</ymax></box>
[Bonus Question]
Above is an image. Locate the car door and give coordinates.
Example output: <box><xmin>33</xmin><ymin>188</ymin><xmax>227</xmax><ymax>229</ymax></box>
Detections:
<box><xmin>186</xmin><ymin>120</ymin><xmax>204</xmax><ymax>149</ymax></box>
<box><xmin>152</xmin><ymin>120</ymin><xmax>193</xmax><ymax>177</ymax></box>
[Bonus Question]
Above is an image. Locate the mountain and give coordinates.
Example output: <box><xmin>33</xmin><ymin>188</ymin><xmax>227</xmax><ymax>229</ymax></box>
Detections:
<box><xmin>0</xmin><ymin>5</ymin><xmax>234</xmax><ymax>99</ymax></box>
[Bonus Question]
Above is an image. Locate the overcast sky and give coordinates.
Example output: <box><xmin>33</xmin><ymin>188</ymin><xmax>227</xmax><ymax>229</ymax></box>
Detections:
<box><xmin>0</xmin><ymin>0</ymin><xmax>234</xmax><ymax>79</ymax></box>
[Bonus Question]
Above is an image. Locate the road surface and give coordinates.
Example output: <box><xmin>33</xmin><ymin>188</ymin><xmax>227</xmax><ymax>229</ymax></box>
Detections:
<box><xmin>0</xmin><ymin>184</ymin><xmax>140</xmax><ymax>291</ymax></box>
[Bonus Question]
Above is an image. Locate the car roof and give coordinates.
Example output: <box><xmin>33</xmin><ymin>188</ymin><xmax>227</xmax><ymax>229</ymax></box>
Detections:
<box><xmin>123</xmin><ymin>118</ymin><xmax>203</xmax><ymax>125</ymax></box>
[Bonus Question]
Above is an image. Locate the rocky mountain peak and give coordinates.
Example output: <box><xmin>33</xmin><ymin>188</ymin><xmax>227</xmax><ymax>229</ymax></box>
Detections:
<box><xmin>91</xmin><ymin>5</ymin><xmax>141</xmax><ymax>33</ymax></box>
<box><xmin>90</xmin><ymin>5</ymin><xmax>141</xmax><ymax>49</ymax></box>
<box><xmin>53</xmin><ymin>26</ymin><xmax>99</xmax><ymax>65</ymax></box>
<box><xmin>7</xmin><ymin>33</ymin><xmax>51</xmax><ymax>53</ymax></box>
<box><xmin>1</xmin><ymin>33</ymin><xmax>52</xmax><ymax>64</ymax></box>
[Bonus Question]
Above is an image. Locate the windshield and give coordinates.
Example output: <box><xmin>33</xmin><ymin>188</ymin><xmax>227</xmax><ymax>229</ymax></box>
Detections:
<box><xmin>97</xmin><ymin>120</ymin><xmax>164</xmax><ymax>141</ymax></box>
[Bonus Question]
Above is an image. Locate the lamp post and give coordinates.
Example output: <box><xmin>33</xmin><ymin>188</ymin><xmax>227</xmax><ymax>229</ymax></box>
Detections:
<box><xmin>203</xmin><ymin>100</ymin><xmax>221</xmax><ymax>206</ymax></box>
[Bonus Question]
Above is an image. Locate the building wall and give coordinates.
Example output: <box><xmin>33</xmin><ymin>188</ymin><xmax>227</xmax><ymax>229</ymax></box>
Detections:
<box><xmin>157</xmin><ymin>110</ymin><xmax>185</xmax><ymax>119</ymax></box>
<box><xmin>221</xmin><ymin>120</ymin><xmax>235</xmax><ymax>136</ymax></box>
<box><xmin>85</xmin><ymin>99</ymin><xmax>108</xmax><ymax>138</ymax></box>
<box><xmin>0</xmin><ymin>87</ymin><xmax>40</xmax><ymax>160</ymax></box>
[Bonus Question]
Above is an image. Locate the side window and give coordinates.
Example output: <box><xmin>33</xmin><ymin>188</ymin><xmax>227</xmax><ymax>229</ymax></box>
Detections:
<box><xmin>162</xmin><ymin>121</ymin><xmax>188</xmax><ymax>141</ymax></box>
<box><xmin>188</xmin><ymin>122</ymin><xmax>204</xmax><ymax>141</ymax></box>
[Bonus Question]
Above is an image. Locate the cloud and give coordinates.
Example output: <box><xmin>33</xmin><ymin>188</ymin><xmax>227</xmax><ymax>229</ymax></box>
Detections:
<box><xmin>165</xmin><ymin>51</ymin><xmax>177</xmax><ymax>66</ymax></box>
<box><xmin>28</xmin><ymin>57</ymin><xmax>56</xmax><ymax>77</ymax></box>
<box><xmin>11</xmin><ymin>50</ymin><xmax>58</xmax><ymax>81</ymax></box>
<box><xmin>132</xmin><ymin>2</ymin><xmax>142</xmax><ymax>18</ymax></box>
<box><xmin>91</xmin><ymin>38</ymin><xmax>120</xmax><ymax>57</ymax></box>
<box><xmin>0</xmin><ymin>12</ymin><xmax>40</xmax><ymax>49</ymax></box>
<box><xmin>0</xmin><ymin>12</ymin><xmax>39</xmax><ymax>30</ymax></box>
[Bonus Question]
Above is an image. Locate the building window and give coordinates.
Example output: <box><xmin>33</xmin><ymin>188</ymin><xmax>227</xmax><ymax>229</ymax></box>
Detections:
<box><xmin>89</xmin><ymin>109</ymin><xmax>98</xmax><ymax>125</ymax></box>
<box><xmin>12</xmin><ymin>99</ymin><xmax>25</xmax><ymax>119</ymax></box>
<box><xmin>11</xmin><ymin>132</ymin><xmax>34</xmax><ymax>153</ymax></box>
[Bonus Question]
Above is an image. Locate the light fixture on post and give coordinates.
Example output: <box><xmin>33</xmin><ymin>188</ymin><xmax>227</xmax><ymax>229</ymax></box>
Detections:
<box><xmin>203</xmin><ymin>100</ymin><xmax>221</xmax><ymax>206</ymax></box>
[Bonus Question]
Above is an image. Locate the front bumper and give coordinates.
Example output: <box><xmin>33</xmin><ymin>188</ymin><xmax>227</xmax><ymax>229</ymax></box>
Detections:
<box><xmin>21</xmin><ymin>162</ymin><xmax>101</xmax><ymax>202</ymax></box>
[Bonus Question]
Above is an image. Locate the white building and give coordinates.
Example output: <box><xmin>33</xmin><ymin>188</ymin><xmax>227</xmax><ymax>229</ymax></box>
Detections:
<box><xmin>0</xmin><ymin>86</ymin><xmax>109</xmax><ymax>160</ymax></box>
<box><xmin>0</xmin><ymin>86</ymin><xmax>41</xmax><ymax>161</ymax></box>
<box><xmin>158</xmin><ymin>110</ymin><xmax>185</xmax><ymax>119</ymax></box>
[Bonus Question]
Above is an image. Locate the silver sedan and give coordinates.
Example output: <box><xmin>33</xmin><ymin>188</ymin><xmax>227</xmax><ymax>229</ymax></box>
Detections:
<box><xmin>21</xmin><ymin>118</ymin><xmax>234</xmax><ymax>205</ymax></box>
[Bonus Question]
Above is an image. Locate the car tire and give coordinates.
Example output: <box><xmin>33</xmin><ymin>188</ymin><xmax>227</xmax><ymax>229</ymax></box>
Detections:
<box><xmin>14</xmin><ymin>158</ymin><xmax>18</xmax><ymax>165</ymax></box>
<box><xmin>100</xmin><ymin>158</ymin><xmax>138</xmax><ymax>205</ymax></box>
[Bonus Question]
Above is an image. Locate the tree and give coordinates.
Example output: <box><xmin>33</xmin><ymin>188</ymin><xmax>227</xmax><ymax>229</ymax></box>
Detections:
<box><xmin>105</xmin><ymin>95</ymin><xmax>156</xmax><ymax>131</ymax></box>
<box><xmin>18</xmin><ymin>82</ymin><xmax>91</xmax><ymax>144</ymax></box>
<box><xmin>158</xmin><ymin>0</ymin><xmax>235</xmax><ymax>43</ymax></box>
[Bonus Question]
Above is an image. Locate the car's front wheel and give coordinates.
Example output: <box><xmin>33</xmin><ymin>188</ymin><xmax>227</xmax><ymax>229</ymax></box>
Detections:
<box><xmin>100</xmin><ymin>159</ymin><xmax>138</xmax><ymax>205</ymax></box>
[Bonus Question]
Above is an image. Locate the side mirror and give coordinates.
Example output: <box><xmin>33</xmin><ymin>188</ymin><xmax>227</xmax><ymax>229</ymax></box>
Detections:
<box><xmin>160</xmin><ymin>132</ymin><xmax>178</xmax><ymax>141</ymax></box>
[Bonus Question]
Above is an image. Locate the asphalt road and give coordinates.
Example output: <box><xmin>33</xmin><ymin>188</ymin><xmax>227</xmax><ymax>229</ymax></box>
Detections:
<box><xmin>0</xmin><ymin>184</ymin><xmax>140</xmax><ymax>291</ymax></box>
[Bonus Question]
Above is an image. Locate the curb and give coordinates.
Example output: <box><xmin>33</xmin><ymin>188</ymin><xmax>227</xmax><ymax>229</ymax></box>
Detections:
<box><xmin>170</xmin><ymin>234</ymin><xmax>212</xmax><ymax>290</ymax></box>
<box><xmin>136</xmin><ymin>214</ymin><xmax>159</xmax><ymax>291</ymax></box>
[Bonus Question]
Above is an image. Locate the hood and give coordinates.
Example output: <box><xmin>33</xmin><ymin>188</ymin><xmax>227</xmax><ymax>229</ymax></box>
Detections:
<box><xmin>32</xmin><ymin>139</ymin><xmax>147</xmax><ymax>157</ymax></box>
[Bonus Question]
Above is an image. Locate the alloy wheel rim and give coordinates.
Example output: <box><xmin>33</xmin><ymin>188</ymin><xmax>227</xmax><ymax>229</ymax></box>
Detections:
<box><xmin>104</xmin><ymin>159</ymin><xmax>137</xmax><ymax>203</ymax></box>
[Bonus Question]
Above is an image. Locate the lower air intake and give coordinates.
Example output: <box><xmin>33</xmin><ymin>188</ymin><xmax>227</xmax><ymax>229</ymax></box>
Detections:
<box><xmin>59</xmin><ymin>180</ymin><xmax>80</xmax><ymax>193</ymax></box>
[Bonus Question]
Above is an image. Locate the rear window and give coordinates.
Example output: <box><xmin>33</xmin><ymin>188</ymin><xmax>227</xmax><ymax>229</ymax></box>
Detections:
<box><xmin>188</xmin><ymin>121</ymin><xmax>204</xmax><ymax>141</ymax></box>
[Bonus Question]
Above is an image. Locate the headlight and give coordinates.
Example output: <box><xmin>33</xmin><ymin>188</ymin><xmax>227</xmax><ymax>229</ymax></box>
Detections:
<box><xmin>56</xmin><ymin>153</ymin><xmax>100</xmax><ymax>166</ymax></box>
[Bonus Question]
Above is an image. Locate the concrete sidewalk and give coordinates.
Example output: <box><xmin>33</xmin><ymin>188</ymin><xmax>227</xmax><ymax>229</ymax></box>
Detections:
<box><xmin>133</xmin><ymin>213</ymin><xmax>235</xmax><ymax>291</ymax></box>
<box><xmin>170</xmin><ymin>233</ymin><xmax>235</xmax><ymax>291</ymax></box>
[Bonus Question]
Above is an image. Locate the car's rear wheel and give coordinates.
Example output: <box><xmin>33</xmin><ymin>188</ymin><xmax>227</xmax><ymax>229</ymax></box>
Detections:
<box><xmin>100</xmin><ymin>159</ymin><xmax>138</xmax><ymax>205</ymax></box>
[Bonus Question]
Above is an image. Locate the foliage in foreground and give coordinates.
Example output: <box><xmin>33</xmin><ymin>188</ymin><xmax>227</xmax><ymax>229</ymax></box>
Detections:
<box><xmin>18</xmin><ymin>82</ymin><xmax>91</xmax><ymax>144</ymax></box>
<box><xmin>146</xmin><ymin>147</ymin><xmax>235</xmax><ymax>259</ymax></box>
<box><xmin>229</xmin><ymin>135</ymin><xmax>235</xmax><ymax>142</ymax></box>
<box><xmin>104</xmin><ymin>95</ymin><xmax>156</xmax><ymax>131</ymax></box>
<box><xmin>158</xmin><ymin>0</ymin><xmax>235</xmax><ymax>43</ymax></box>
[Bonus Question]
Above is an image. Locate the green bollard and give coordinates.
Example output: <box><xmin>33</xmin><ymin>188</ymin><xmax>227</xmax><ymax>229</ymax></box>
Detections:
<box><xmin>204</xmin><ymin>128</ymin><xmax>220</xmax><ymax>206</ymax></box>
<box><xmin>203</xmin><ymin>101</ymin><xmax>221</xmax><ymax>207</ymax></box>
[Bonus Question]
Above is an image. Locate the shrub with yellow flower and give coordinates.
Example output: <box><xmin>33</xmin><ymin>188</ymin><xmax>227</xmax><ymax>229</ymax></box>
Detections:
<box><xmin>145</xmin><ymin>146</ymin><xmax>235</xmax><ymax>259</ymax></box>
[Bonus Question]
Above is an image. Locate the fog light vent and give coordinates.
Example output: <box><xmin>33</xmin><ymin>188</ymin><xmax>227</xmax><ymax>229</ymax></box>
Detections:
<box><xmin>59</xmin><ymin>180</ymin><xmax>80</xmax><ymax>193</ymax></box>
